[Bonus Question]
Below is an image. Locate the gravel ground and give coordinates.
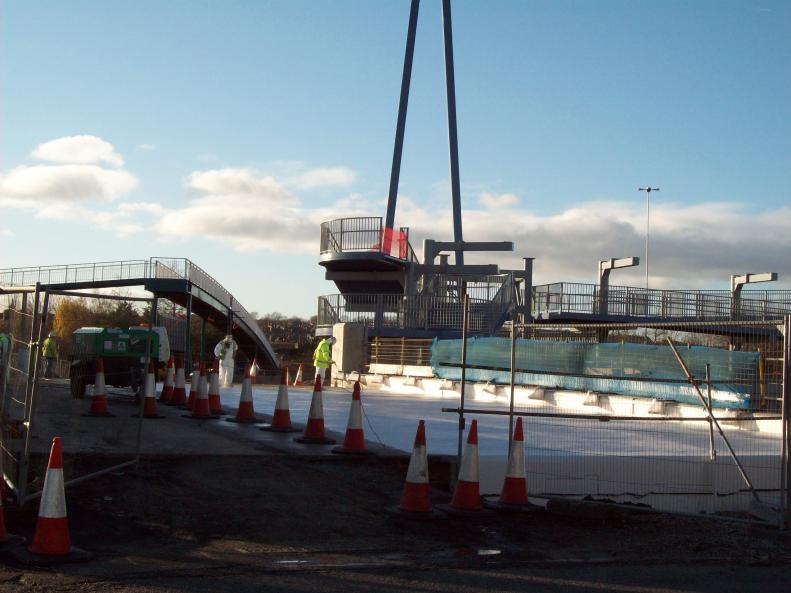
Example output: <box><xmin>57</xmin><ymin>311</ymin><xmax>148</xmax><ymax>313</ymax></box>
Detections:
<box><xmin>0</xmin><ymin>382</ymin><xmax>789</xmax><ymax>592</ymax></box>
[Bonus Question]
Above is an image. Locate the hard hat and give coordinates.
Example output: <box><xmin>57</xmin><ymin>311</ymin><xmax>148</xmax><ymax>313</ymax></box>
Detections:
<box><xmin>48</xmin><ymin>331</ymin><xmax>55</xmax><ymax>337</ymax></box>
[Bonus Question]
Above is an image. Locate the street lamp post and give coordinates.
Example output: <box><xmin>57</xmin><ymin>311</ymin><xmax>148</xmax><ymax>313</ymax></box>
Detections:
<box><xmin>637</xmin><ymin>187</ymin><xmax>659</xmax><ymax>290</ymax></box>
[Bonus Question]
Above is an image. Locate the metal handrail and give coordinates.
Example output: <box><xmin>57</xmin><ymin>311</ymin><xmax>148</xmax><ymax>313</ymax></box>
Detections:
<box><xmin>319</xmin><ymin>217</ymin><xmax>420</xmax><ymax>263</ymax></box>
<box><xmin>532</xmin><ymin>282</ymin><xmax>791</xmax><ymax>321</ymax></box>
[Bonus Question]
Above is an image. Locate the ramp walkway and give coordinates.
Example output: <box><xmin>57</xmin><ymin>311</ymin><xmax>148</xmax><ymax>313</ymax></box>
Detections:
<box><xmin>0</xmin><ymin>257</ymin><xmax>278</xmax><ymax>368</ymax></box>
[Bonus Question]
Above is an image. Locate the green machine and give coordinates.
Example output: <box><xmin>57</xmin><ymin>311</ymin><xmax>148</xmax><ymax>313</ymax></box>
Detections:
<box><xmin>70</xmin><ymin>327</ymin><xmax>170</xmax><ymax>398</ymax></box>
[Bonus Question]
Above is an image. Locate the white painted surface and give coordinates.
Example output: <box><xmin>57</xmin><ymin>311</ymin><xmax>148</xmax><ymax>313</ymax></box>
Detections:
<box><xmin>209</xmin><ymin>383</ymin><xmax>783</xmax><ymax>515</ymax></box>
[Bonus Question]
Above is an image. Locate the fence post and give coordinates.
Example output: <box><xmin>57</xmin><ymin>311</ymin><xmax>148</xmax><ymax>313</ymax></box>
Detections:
<box><xmin>508</xmin><ymin>317</ymin><xmax>516</xmax><ymax>456</ymax></box>
<box><xmin>457</xmin><ymin>294</ymin><xmax>469</xmax><ymax>465</ymax></box>
<box><xmin>782</xmin><ymin>315</ymin><xmax>790</xmax><ymax>527</ymax></box>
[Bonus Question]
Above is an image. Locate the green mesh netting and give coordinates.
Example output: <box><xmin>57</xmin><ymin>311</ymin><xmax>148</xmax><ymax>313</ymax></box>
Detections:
<box><xmin>430</xmin><ymin>338</ymin><xmax>758</xmax><ymax>409</ymax></box>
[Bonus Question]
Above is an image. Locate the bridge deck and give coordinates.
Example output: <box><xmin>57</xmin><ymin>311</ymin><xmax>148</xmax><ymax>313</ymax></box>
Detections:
<box><xmin>0</xmin><ymin>258</ymin><xmax>278</xmax><ymax>368</ymax></box>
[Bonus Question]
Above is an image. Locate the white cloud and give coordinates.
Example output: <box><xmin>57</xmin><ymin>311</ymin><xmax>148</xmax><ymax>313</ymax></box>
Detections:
<box><xmin>157</xmin><ymin>168</ymin><xmax>321</xmax><ymax>252</ymax></box>
<box><xmin>0</xmin><ymin>136</ymin><xmax>139</xmax><ymax>226</ymax></box>
<box><xmin>148</xmin><ymin>167</ymin><xmax>791</xmax><ymax>289</ymax></box>
<box><xmin>288</xmin><ymin>166</ymin><xmax>357</xmax><ymax>190</ymax></box>
<box><xmin>479</xmin><ymin>192</ymin><xmax>519</xmax><ymax>209</ymax></box>
<box><xmin>395</xmin><ymin>200</ymin><xmax>791</xmax><ymax>288</ymax></box>
<box><xmin>117</xmin><ymin>201</ymin><xmax>165</xmax><ymax>216</ymax></box>
<box><xmin>31</xmin><ymin>135</ymin><xmax>124</xmax><ymax>166</ymax></box>
<box><xmin>0</xmin><ymin>164</ymin><xmax>138</xmax><ymax>204</ymax></box>
<box><xmin>136</xmin><ymin>143</ymin><xmax>156</xmax><ymax>151</ymax></box>
<box><xmin>0</xmin><ymin>228</ymin><xmax>12</xmax><ymax>237</ymax></box>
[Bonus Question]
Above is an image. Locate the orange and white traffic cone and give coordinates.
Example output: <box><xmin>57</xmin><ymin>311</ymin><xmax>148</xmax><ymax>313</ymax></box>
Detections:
<box><xmin>228</xmin><ymin>378</ymin><xmax>256</xmax><ymax>423</ymax></box>
<box><xmin>134</xmin><ymin>361</ymin><xmax>164</xmax><ymax>419</ymax></box>
<box><xmin>440</xmin><ymin>420</ymin><xmax>488</xmax><ymax>515</ymax></box>
<box><xmin>169</xmin><ymin>355</ymin><xmax>187</xmax><ymax>406</ymax></box>
<box><xmin>485</xmin><ymin>417</ymin><xmax>541</xmax><ymax>512</ymax></box>
<box><xmin>185</xmin><ymin>361</ymin><xmax>200</xmax><ymax>411</ymax></box>
<box><xmin>0</xmin><ymin>483</ymin><xmax>24</xmax><ymax>550</ymax></box>
<box><xmin>292</xmin><ymin>363</ymin><xmax>304</xmax><ymax>386</ymax></box>
<box><xmin>261</xmin><ymin>367</ymin><xmax>299</xmax><ymax>433</ymax></box>
<box><xmin>159</xmin><ymin>356</ymin><xmax>174</xmax><ymax>403</ymax></box>
<box><xmin>208</xmin><ymin>360</ymin><xmax>224</xmax><ymax>415</ymax></box>
<box><xmin>10</xmin><ymin>437</ymin><xmax>91</xmax><ymax>563</ymax></box>
<box><xmin>294</xmin><ymin>375</ymin><xmax>335</xmax><ymax>444</ymax></box>
<box><xmin>183</xmin><ymin>363</ymin><xmax>218</xmax><ymax>419</ymax></box>
<box><xmin>332</xmin><ymin>381</ymin><xmax>372</xmax><ymax>455</ymax></box>
<box><xmin>83</xmin><ymin>358</ymin><xmax>113</xmax><ymax>417</ymax></box>
<box><xmin>389</xmin><ymin>420</ymin><xmax>443</xmax><ymax>518</ymax></box>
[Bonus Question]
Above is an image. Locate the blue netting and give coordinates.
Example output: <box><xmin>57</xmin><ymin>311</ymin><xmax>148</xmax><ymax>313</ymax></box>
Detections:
<box><xmin>430</xmin><ymin>337</ymin><xmax>758</xmax><ymax>409</ymax></box>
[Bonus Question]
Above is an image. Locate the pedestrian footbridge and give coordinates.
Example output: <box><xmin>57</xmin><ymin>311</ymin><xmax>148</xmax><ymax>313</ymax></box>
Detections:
<box><xmin>0</xmin><ymin>258</ymin><xmax>278</xmax><ymax>368</ymax></box>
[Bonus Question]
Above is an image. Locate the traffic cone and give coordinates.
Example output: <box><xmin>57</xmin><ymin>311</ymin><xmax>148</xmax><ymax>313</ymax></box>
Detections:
<box><xmin>261</xmin><ymin>367</ymin><xmax>299</xmax><ymax>433</ymax></box>
<box><xmin>185</xmin><ymin>362</ymin><xmax>200</xmax><ymax>411</ymax></box>
<box><xmin>227</xmin><ymin>377</ymin><xmax>256</xmax><ymax>423</ymax></box>
<box><xmin>388</xmin><ymin>420</ymin><xmax>443</xmax><ymax>518</ymax></box>
<box><xmin>83</xmin><ymin>358</ymin><xmax>113</xmax><ymax>417</ymax></box>
<box><xmin>183</xmin><ymin>363</ymin><xmax>218</xmax><ymax>419</ymax></box>
<box><xmin>133</xmin><ymin>361</ymin><xmax>164</xmax><ymax>419</ymax></box>
<box><xmin>0</xmin><ymin>484</ymin><xmax>24</xmax><ymax>551</ymax></box>
<box><xmin>159</xmin><ymin>356</ymin><xmax>174</xmax><ymax>403</ymax></box>
<box><xmin>169</xmin><ymin>355</ymin><xmax>187</xmax><ymax>406</ymax></box>
<box><xmin>10</xmin><ymin>437</ymin><xmax>91</xmax><ymax>563</ymax></box>
<box><xmin>332</xmin><ymin>382</ymin><xmax>373</xmax><ymax>455</ymax></box>
<box><xmin>485</xmin><ymin>418</ymin><xmax>541</xmax><ymax>512</ymax></box>
<box><xmin>439</xmin><ymin>420</ymin><xmax>488</xmax><ymax>515</ymax></box>
<box><xmin>294</xmin><ymin>375</ymin><xmax>335</xmax><ymax>444</ymax></box>
<box><xmin>293</xmin><ymin>363</ymin><xmax>304</xmax><ymax>386</ymax></box>
<box><xmin>208</xmin><ymin>361</ymin><xmax>224</xmax><ymax>415</ymax></box>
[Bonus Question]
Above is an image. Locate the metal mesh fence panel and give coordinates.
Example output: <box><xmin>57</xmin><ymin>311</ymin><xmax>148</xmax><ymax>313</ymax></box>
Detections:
<box><xmin>1</xmin><ymin>295</ymin><xmax>35</xmax><ymax>499</ymax></box>
<box><xmin>15</xmin><ymin>290</ymin><xmax>155</xmax><ymax>504</ymax></box>
<box><xmin>440</xmin><ymin>320</ymin><xmax>786</xmax><ymax>523</ymax></box>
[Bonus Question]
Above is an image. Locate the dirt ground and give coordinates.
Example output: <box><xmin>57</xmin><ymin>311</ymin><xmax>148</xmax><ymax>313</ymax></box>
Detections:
<box><xmin>0</xmin><ymin>382</ymin><xmax>790</xmax><ymax>592</ymax></box>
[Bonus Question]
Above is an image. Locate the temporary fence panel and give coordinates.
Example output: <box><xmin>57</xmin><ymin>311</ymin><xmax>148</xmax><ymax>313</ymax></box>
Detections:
<box><xmin>6</xmin><ymin>290</ymin><xmax>156</xmax><ymax>505</ymax></box>
<box><xmin>441</xmin><ymin>320</ymin><xmax>787</xmax><ymax>524</ymax></box>
<box><xmin>0</xmin><ymin>293</ymin><xmax>36</xmax><ymax>499</ymax></box>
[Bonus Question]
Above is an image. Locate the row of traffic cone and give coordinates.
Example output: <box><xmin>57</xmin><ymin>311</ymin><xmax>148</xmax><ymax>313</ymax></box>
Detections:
<box><xmin>84</xmin><ymin>357</ymin><xmax>371</xmax><ymax>455</ymax></box>
<box><xmin>397</xmin><ymin>417</ymin><xmax>539</xmax><ymax>517</ymax></box>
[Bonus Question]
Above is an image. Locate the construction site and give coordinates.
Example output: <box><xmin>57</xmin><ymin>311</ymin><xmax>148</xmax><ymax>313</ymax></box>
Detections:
<box><xmin>1</xmin><ymin>1</ymin><xmax>790</xmax><ymax>592</ymax></box>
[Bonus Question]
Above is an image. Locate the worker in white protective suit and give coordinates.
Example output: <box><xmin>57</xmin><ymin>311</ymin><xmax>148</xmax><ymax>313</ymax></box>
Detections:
<box><xmin>214</xmin><ymin>335</ymin><xmax>238</xmax><ymax>388</ymax></box>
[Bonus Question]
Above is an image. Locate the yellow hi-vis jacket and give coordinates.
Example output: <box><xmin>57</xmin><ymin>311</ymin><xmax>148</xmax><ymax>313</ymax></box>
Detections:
<box><xmin>42</xmin><ymin>337</ymin><xmax>58</xmax><ymax>358</ymax></box>
<box><xmin>313</xmin><ymin>339</ymin><xmax>332</xmax><ymax>369</ymax></box>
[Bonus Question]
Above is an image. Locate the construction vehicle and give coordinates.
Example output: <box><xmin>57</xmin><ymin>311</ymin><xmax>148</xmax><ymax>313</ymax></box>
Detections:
<box><xmin>69</xmin><ymin>327</ymin><xmax>170</xmax><ymax>398</ymax></box>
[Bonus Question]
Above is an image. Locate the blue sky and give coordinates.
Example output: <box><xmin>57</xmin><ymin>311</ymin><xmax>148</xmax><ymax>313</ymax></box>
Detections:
<box><xmin>2</xmin><ymin>0</ymin><xmax>789</xmax><ymax>317</ymax></box>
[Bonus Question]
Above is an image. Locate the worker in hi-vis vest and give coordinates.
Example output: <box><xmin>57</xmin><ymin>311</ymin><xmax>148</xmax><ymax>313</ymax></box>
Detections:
<box><xmin>42</xmin><ymin>331</ymin><xmax>59</xmax><ymax>379</ymax></box>
<box><xmin>313</xmin><ymin>336</ymin><xmax>336</xmax><ymax>384</ymax></box>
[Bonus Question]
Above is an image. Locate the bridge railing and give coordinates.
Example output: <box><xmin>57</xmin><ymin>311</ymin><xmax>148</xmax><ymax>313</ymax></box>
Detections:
<box><xmin>320</xmin><ymin>217</ymin><xmax>420</xmax><ymax>263</ymax></box>
<box><xmin>0</xmin><ymin>260</ymin><xmax>151</xmax><ymax>287</ymax></box>
<box><xmin>0</xmin><ymin>257</ymin><xmax>276</xmax><ymax>364</ymax></box>
<box><xmin>317</xmin><ymin>292</ymin><xmax>502</xmax><ymax>335</ymax></box>
<box><xmin>532</xmin><ymin>282</ymin><xmax>791</xmax><ymax>321</ymax></box>
<box><xmin>150</xmin><ymin>259</ymin><xmax>273</xmax><ymax>360</ymax></box>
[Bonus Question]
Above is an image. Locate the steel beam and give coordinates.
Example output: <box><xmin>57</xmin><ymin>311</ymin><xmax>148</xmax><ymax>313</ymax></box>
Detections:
<box><xmin>441</xmin><ymin>0</ymin><xmax>464</xmax><ymax>265</ymax></box>
<box><xmin>731</xmin><ymin>272</ymin><xmax>778</xmax><ymax>293</ymax></box>
<box><xmin>598</xmin><ymin>256</ymin><xmax>640</xmax><ymax>316</ymax></box>
<box><xmin>424</xmin><ymin>240</ymin><xmax>513</xmax><ymax>264</ymax></box>
<box><xmin>413</xmin><ymin>264</ymin><xmax>500</xmax><ymax>275</ymax></box>
<box><xmin>384</xmin><ymin>0</ymin><xmax>420</xmax><ymax>232</ymax></box>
